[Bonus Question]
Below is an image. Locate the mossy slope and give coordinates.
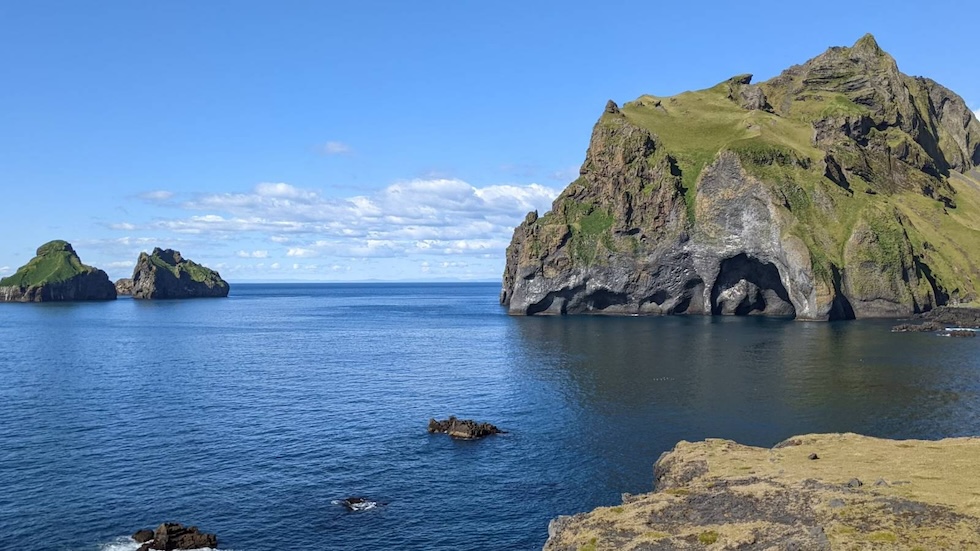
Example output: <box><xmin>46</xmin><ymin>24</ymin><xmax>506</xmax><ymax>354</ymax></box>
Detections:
<box><xmin>0</xmin><ymin>240</ymin><xmax>116</xmax><ymax>302</ymax></box>
<box><xmin>544</xmin><ymin>433</ymin><xmax>980</xmax><ymax>551</ymax></box>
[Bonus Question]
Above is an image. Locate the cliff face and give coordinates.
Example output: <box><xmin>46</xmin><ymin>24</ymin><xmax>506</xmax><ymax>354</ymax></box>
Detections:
<box><xmin>502</xmin><ymin>35</ymin><xmax>980</xmax><ymax>319</ymax></box>
<box><xmin>0</xmin><ymin>240</ymin><xmax>116</xmax><ymax>302</ymax></box>
<box><xmin>130</xmin><ymin>248</ymin><xmax>229</xmax><ymax>299</ymax></box>
<box><xmin>543</xmin><ymin>433</ymin><xmax>980</xmax><ymax>550</ymax></box>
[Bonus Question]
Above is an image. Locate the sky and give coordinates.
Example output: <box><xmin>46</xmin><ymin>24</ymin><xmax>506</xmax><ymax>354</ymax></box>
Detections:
<box><xmin>1</xmin><ymin>1</ymin><xmax>977</xmax><ymax>282</ymax></box>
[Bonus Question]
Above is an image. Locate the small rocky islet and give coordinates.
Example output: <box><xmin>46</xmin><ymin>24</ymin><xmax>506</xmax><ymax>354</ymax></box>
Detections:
<box><xmin>0</xmin><ymin>240</ymin><xmax>116</xmax><ymax>302</ymax></box>
<box><xmin>131</xmin><ymin>523</ymin><xmax>216</xmax><ymax>551</ymax></box>
<box><xmin>427</xmin><ymin>416</ymin><xmax>505</xmax><ymax>439</ymax></box>
<box><xmin>0</xmin><ymin>241</ymin><xmax>228</xmax><ymax>302</ymax></box>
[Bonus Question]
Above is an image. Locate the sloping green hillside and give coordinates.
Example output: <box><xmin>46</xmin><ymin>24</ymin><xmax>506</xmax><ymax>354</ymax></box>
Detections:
<box><xmin>0</xmin><ymin>240</ymin><xmax>99</xmax><ymax>286</ymax></box>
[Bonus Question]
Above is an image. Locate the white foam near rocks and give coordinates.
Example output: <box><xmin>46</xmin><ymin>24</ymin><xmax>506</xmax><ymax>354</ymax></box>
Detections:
<box><xmin>98</xmin><ymin>536</ymin><xmax>220</xmax><ymax>551</ymax></box>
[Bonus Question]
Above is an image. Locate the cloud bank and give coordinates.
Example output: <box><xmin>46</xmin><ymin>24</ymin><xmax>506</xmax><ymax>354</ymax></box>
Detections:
<box><xmin>111</xmin><ymin>178</ymin><xmax>560</xmax><ymax>278</ymax></box>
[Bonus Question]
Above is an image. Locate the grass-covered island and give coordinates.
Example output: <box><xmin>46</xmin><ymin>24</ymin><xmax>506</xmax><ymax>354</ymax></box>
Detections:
<box><xmin>502</xmin><ymin>35</ymin><xmax>980</xmax><ymax>319</ymax></box>
<box><xmin>545</xmin><ymin>433</ymin><xmax>980</xmax><ymax>550</ymax></box>
<box><xmin>0</xmin><ymin>240</ymin><xmax>116</xmax><ymax>302</ymax></box>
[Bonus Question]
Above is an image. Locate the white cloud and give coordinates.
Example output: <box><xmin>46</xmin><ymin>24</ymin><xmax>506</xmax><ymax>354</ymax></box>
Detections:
<box><xmin>111</xmin><ymin>222</ymin><xmax>137</xmax><ymax>231</ymax></box>
<box><xmin>105</xmin><ymin>177</ymin><xmax>560</xmax><ymax>280</ymax></box>
<box><xmin>140</xmin><ymin>190</ymin><xmax>174</xmax><ymax>202</ymax></box>
<box><xmin>286</xmin><ymin>247</ymin><xmax>316</xmax><ymax>257</ymax></box>
<box><xmin>0</xmin><ymin>266</ymin><xmax>10</xmax><ymax>275</ymax></box>
<box><xmin>974</xmin><ymin>109</ymin><xmax>980</xmax><ymax>120</ymax></box>
<box><xmin>323</xmin><ymin>141</ymin><xmax>352</xmax><ymax>155</ymax></box>
<box><xmin>106</xmin><ymin>260</ymin><xmax>135</xmax><ymax>269</ymax></box>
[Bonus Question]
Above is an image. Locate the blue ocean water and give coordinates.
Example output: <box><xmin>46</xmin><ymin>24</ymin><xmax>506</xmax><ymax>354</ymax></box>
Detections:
<box><xmin>1</xmin><ymin>282</ymin><xmax>979</xmax><ymax>550</ymax></box>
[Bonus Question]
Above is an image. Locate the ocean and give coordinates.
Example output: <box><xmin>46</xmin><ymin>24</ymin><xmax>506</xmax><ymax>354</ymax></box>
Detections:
<box><xmin>1</xmin><ymin>282</ymin><xmax>978</xmax><ymax>550</ymax></box>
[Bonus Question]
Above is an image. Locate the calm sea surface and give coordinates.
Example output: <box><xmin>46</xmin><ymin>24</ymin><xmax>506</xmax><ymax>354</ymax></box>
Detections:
<box><xmin>1</xmin><ymin>283</ymin><xmax>979</xmax><ymax>550</ymax></box>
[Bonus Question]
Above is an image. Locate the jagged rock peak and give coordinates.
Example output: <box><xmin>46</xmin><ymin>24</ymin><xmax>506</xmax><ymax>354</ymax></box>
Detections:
<box><xmin>604</xmin><ymin>100</ymin><xmax>620</xmax><ymax>114</ymax></box>
<box><xmin>131</xmin><ymin>248</ymin><xmax>229</xmax><ymax>299</ymax></box>
<box><xmin>727</xmin><ymin>73</ymin><xmax>753</xmax><ymax>85</ymax></box>
<box><xmin>852</xmin><ymin>32</ymin><xmax>884</xmax><ymax>55</ymax></box>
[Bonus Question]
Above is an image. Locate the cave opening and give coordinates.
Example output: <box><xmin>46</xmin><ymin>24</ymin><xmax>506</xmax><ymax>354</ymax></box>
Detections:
<box><xmin>710</xmin><ymin>254</ymin><xmax>796</xmax><ymax>317</ymax></box>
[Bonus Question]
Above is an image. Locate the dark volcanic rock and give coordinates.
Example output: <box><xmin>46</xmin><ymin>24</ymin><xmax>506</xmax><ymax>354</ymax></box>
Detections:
<box><xmin>0</xmin><ymin>240</ymin><xmax>116</xmax><ymax>302</ymax></box>
<box><xmin>892</xmin><ymin>321</ymin><xmax>943</xmax><ymax>332</ymax></box>
<box><xmin>115</xmin><ymin>278</ymin><xmax>134</xmax><ymax>296</ymax></box>
<box><xmin>130</xmin><ymin>248</ymin><xmax>229</xmax><ymax>299</ymax></box>
<box><xmin>892</xmin><ymin>307</ymin><xmax>980</xmax><ymax>332</ymax></box>
<box><xmin>428</xmin><ymin>416</ymin><xmax>503</xmax><ymax>439</ymax></box>
<box><xmin>132</xmin><ymin>529</ymin><xmax>154</xmax><ymax>543</ymax></box>
<box><xmin>917</xmin><ymin>306</ymin><xmax>980</xmax><ymax>327</ymax></box>
<box><xmin>133</xmin><ymin>523</ymin><xmax>216</xmax><ymax>551</ymax></box>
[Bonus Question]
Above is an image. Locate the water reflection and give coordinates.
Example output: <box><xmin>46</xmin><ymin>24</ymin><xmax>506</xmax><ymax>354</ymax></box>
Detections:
<box><xmin>509</xmin><ymin>315</ymin><xmax>980</xmax><ymax>492</ymax></box>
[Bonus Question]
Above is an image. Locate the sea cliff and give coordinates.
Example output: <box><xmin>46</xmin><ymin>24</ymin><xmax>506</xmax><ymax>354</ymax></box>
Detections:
<box><xmin>502</xmin><ymin>35</ymin><xmax>980</xmax><ymax>320</ymax></box>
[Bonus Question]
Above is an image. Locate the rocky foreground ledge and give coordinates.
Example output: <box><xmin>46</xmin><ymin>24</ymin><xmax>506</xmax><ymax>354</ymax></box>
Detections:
<box><xmin>544</xmin><ymin>433</ymin><xmax>980</xmax><ymax>550</ymax></box>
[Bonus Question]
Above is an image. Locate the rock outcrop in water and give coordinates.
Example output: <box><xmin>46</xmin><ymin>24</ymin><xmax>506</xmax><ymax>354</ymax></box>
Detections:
<box><xmin>0</xmin><ymin>240</ymin><xmax>116</xmax><ymax>302</ymax></box>
<box><xmin>130</xmin><ymin>248</ymin><xmax>229</xmax><ymax>299</ymax></box>
<box><xmin>428</xmin><ymin>417</ymin><xmax>504</xmax><ymax>439</ymax></box>
<box><xmin>131</xmin><ymin>523</ymin><xmax>217</xmax><ymax>551</ymax></box>
<box><xmin>892</xmin><ymin>305</ymin><xmax>980</xmax><ymax>334</ymax></box>
<box><xmin>543</xmin><ymin>433</ymin><xmax>980</xmax><ymax>550</ymax></box>
<box><xmin>502</xmin><ymin>35</ymin><xmax>980</xmax><ymax>320</ymax></box>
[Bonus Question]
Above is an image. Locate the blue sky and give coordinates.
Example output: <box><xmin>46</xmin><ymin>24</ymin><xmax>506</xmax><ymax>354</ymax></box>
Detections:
<box><xmin>1</xmin><ymin>1</ymin><xmax>977</xmax><ymax>282</ymax></box>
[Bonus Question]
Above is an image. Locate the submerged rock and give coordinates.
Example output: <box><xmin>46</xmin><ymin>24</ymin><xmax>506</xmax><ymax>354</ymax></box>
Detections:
<box><xmin>333</xmin><ymin>496</ymin><xmax>382</xmax><ymax>511</ymax></box>
<box><xmin>428</xmin><ymin>416</ymin><xmax>503</xmax><ymax>439</ymax></box>
<box><xmin>132</xmin><ymin>523</ymin><xmax>216</xmax><ymax>551</ymax></box>
<box><xmin>130</xmin><ymin>248</ymin><xmax>229</xmax><ymax>299</ymax></box>
<box><xmin>543</xmin><ymin>433</ymin><xmax>980</xmax><ymax>550</ymax></box>
<box><xmin>0</xmin><ymin>240</ymin><xmax>116</xmax><ymax>302</ymax></box>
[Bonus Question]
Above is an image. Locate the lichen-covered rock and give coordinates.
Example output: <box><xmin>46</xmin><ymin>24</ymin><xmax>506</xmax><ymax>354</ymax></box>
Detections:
<box><xmin>543</xmin><ymin>433</ymin><xmax>980</xmax><ymax>550</ymax></box>
<box><xmin>0</xmin><ymin>240</ymin><xmax>116</xmax><ymax>302</ymax></box>
<box><xmin>130</xmin><ymin>248</ymin><xmax>229</xmax><ymax>299</ymax></box>
<box><xmin>502</xmin><ymin>35</ymin><xmax>980</xmax><ymax>320</ymax></box>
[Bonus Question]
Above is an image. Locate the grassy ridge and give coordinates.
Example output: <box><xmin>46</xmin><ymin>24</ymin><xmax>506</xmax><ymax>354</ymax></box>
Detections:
<box><xmin>147</xmin><ymin>251</ymin><xmax>222</xmax><ymax>283</ymax></box>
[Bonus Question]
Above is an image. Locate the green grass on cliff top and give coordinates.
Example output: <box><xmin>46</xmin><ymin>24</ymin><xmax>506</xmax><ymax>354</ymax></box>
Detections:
<box><xmin>147</xmin><ymin>252</ymin><xmax>222</xmax><ymax>283</ymax></box>
<box><xmin>0</xmin><ymin>242</ymin><xmax>94</xmax><ymax>287</ymax></box>
<box><xmin>612</xmin><ymin>80</ymin><xmax>980</xmax><ymax>298</ymax></box>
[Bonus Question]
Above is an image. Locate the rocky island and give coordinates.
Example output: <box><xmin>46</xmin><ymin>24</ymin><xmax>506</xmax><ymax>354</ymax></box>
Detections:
<box><xmin>0</xmin><ymin>240</ymin><xmax>116</xmax><ymax>302</ymax></box>
<box><xmin>129</xmin><ymin>248</ymin><xmax>229</xmax><ymax>299</ymax></box>
<box><xmin>502</xmin><ymin>35</ymin><xmax>980</xmax><ymax>320</ymax></box>
<box><xmin>543</xmin><ymin>433</ymin><xmax>980</xmax><ymax>550</ymax></box>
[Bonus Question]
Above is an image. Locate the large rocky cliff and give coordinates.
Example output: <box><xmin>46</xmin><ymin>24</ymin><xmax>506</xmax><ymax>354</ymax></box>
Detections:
<box><xmin>0</xmin><ymin>240</ymin><xmax>116</xmax><ymax>302</ymax></box>
<box><xmin>502</xmin><ymin>35</ymin><xmax>980</xmax><ymax>320</ymax></box>
<box><xmin>543</xmin><ymin>433</ymin><xmax>980</xmax><ymax>550</ymax></box>
<box><xmin>130</xmin><ymin>248</ymin><xmax>229</xmax><ymax>299</ymax></box>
